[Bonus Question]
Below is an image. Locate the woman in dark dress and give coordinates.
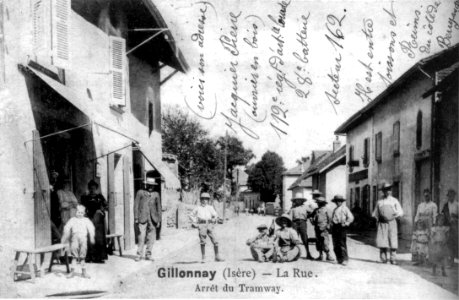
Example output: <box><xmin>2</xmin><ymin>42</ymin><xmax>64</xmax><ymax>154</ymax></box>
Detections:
<box><xmin>81</xmin><ymin>180</ymin><xmax>108</xmax><ymax>263</ymax></box>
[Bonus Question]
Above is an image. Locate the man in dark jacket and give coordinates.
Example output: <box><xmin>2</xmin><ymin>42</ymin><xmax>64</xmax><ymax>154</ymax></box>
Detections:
<box><xmin>134</xmin><ymin>177</ymin><xmax>161</xmax><ymax>261</ymax></box>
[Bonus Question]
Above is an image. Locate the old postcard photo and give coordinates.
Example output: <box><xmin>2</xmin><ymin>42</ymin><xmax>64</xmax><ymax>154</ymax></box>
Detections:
<box><xmin>0</xmin><ymin>0</ymin><xmax>458</xmax><ymax>298</ymax></box>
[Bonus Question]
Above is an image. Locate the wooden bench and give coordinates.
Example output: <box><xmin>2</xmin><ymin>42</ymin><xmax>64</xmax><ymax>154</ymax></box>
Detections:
<box><xmin>106</xmin><ymin>233</ymin><xmax>123</xmax><ymax>257</ymax></box>
<box><xmin>13</xmin><ymin>243</ymin><xmax>70</xmax><ymax>283</ymax></box>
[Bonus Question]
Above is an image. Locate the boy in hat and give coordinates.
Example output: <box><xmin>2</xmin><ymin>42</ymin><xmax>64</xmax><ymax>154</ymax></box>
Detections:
<box><xmin>372</xmin><ymin>182</ymin><xmax>403</xmax><ymax>264</ymax></box>
<box><xmin>273</xmin><ymin>214</ymin><xmax>302</xmax><ymax>262</ymax></box>
<box><xmin>331</xmin><ymin>195</ymin><xmax>354</xmax><ymax>266</ymax></box>
<box><xmin>311</xmin><ymin>197</ymin><xmax>334</xmax><ymax>261</ymax></box>
<box><xmin>134</xmin><ymin>177</ymin><xmax>162</xmax><ymax>261</ymax></box>
<box><xmin>61</xmin><ymin>204</ymin><xmax>95</xmax><ymax>278</ymax></box>
<box><xmin>289</xmin><ymin>191</ymin><xmax>316</xmax><ymax>260</ymax></box>
<box><xmin>191</xmin><ymin>192</ymin><xmax>224</xmax><ymax>263</ymax></box>
<box><xmin>246</xmin><ymin>224</ymin><xmax>275</xmax><ymax>262</ymax></box>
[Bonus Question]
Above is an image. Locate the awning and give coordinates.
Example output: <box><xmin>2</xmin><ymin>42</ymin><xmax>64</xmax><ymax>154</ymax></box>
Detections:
<box><xmin>135</xmin><ymin>145</ymin><xmax>181</xmax><ymax>190</ymax></box>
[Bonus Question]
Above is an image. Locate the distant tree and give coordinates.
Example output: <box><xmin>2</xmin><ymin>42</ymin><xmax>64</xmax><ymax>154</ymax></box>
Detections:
<box><xmin>215</xmin><ymin>135</ymin><xmax>255</xmax><ymax>194</ymax></box>
<box><xmin>162</xmin><ymin>106</ymin><xmax>222</xmax><ymax>191</ymax></box>
<box><xmin>247</xmin><ymin>151</ymin><xmax>285</xmax><ymax>202</ymax></box>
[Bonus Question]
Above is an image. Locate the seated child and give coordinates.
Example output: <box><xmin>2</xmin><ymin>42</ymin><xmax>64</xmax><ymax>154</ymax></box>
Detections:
<box><xmin>61</xmin><ymin>204</ymin><xmax>95</xmax><ymax>279</ymax></box>
<box><xmin>312</xmin><ymin>197</ymin><xmax>334</xmax><ymax>261</ymax></box>
<box><xmin>429</xmin><ymin>214</ymin><xmax>449</xmax><ymax>276</ymax></box>
<box><xmin>246</xmin><ymin>224</ymin><xmax>275</xmax><ymax>262</ymax></box>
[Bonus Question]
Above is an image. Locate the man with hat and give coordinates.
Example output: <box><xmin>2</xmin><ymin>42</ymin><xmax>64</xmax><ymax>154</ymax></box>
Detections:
<box><xmin>441</xmin><ymin>188</ymin><xmax>458</xmax><ymax>266</ymax></box>
<box><xmin>273</xmin><ymin>214</ymin><xmax>302</xmax><ymax>262</ymax></box>
<box><xmin>191</xmin><ymin>192</ymin><xmax>224</xmax><ymax>263</ymax></box>
<box><xmin>246</xmin><ymin>224</ymin><xmax>275</xmax><ymax>262</ymax></box>
<box><xmin>331</xmin><ymin>195</ymin><xmax>354</xmax><ymax>265</ymax></box>
<box><xmin>372</xmin><ymin>182</ymin><xmax>403</xmax><ymax>264</ymax></box>
<box><xmin>311</xmin><ymin>196</ymin><xmax>334</xmax><ymax>261</ymax></box>
<box><xmin>289</xmin><ymin>191</ymin><xmax>316</xmax><ymax>259</ymax></box>
<box><xmin>134</xmin><ymin>177</ymin><xmax>162</xmax><ymax>261</ymax></box>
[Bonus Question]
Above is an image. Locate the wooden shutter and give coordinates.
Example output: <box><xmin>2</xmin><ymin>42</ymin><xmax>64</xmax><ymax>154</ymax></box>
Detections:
<box><xmin>393</xmin><ymin>121</ymin><xmax>400</xmax><ymax>156</ymax></box>
<box><xmin>33</xmin><ymin>0</ymin><xmax>50</xmax><ymax>56</ymax></box>
<box><xmin>51</xmin><ymin>0</ymin><xmax>70</xmax><ymax>68</ymax></box>
<box><xmin>107</xmin><ymin>153</ymin><xmax>115</xmax><ymax>233</ymax></box>
<box><xmin>363</xmin><ymin>138</ymin><xmax>369</xmax><ymax>167</ymax></box>
<box><xmin>33</xmin><ymin>130</ymin><xmax>51</xmax><ymax>248</ymax></box>
<box><xmin>109</xmin><ymin>36</ymin><xmax>126</xmax><ymax>106</ymax></box>
<box><xmin>123</xmin><ymin>155</ymin><xmax>131</xmax><ymax>249</ymax></box>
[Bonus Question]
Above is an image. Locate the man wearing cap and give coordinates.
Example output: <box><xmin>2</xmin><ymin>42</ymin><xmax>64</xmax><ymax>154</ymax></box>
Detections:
<box><xmin>191</xmin><ymin>193</ymin><xmax>224</xmax><ymax>263</ymax></box>
<box><xmin>134</xmin><ymin>177</ymin><xmax>162</xmax><ymax>261</ymax></box>
<box><xmin>331</xmin><ymin>195</ymin><xmax>354</xmax><ymax>265</ymax></box>
<box><xmin>289</xmin><ymin>191</ymin><xmax>316</xmax><ymax>260</ymax></box>
<box><xmin>273</xmin><ymin>214</ymin><xmax>302</xmax><ymax>262</ymax></box>
<box><xmin>372</xmin><ymin>182</ymin><xmax>403</xmax><ymax>264</ymax></box>
<box><xmin>246</xmin><ymin>224</ymin><xmax>275</xmax><ymax>262</ymax></box>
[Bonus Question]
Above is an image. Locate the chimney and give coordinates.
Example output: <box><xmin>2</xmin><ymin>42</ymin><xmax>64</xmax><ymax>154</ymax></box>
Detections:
<box><xmin>333</xmin><ymin>136</ymin><xmax>341</xmax><ymax>152</ymax></box>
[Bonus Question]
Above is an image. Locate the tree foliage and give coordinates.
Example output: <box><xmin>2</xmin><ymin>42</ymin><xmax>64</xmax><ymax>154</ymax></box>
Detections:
<box><xmin>247</xmin><ymin>151</ymin><xmax>285</xmax><ymax>202</ymax></box>
<box><xmin>162</xmin><ymin>106</ymin><xmax>254</xmax><ymax>194</ymax></box>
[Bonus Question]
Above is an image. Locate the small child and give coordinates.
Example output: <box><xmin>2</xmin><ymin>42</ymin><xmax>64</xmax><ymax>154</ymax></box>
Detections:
<box><xmin>411</xmin><ymin>220</ymin><xmax>430</xmax><ymax>265</ymax></box>
<box><xmin>311</xmin><ymin>197</ymin><xmax>334</xmax><ymax>261</ymax></box>
<box><xmin>429</xmin><ymin>214</ymin><xmax>449</xmax><ymax>276</ymax></box>
<box><xmin>246</xmin><ymin>224</ymin><xmax>275</xmax><ymax>262</ymax></box>
<box><xmin>61</xmin><ymin>204</ymin><xmax>95</xmax><ymax>279</ymax></box>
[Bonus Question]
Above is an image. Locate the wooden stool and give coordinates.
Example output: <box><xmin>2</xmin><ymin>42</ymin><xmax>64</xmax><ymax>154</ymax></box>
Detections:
<box><xmin>106</xmin><ymin>233</ymin><xmax>123</xmax><ymax>256</ymax></box>
<box><xmin>13</xmin><ymin>243</ymin><xmax>69</xmax><ymax>283</ymax></box>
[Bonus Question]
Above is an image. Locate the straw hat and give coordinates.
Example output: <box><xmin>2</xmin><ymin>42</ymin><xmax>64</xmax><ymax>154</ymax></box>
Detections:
<box><xmin>331</xmin><ymin>195</ymin><xmax>346</xmax><ymax>203</ymax></box>
<box><xmin>144</xmin><ymin>178</ymin><xmax>157</xmax><ymax>185</ymax></box>
<box><xmin>275</xmin><ymin>214</ymin><xmax>293</xmax><ymax>227</ymax></box>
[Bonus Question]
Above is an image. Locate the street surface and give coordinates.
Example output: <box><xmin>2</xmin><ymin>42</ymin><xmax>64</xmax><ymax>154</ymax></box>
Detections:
<box><xmin>111</xmin><ymin>215</ymin><xmax>457</xmax><ymax>299</ymax></box>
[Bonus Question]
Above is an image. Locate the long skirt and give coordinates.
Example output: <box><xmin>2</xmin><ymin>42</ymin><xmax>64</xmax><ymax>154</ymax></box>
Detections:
<box><xmin>448</xmin><ymin>221</ymin><xmax>458</xmax><ymax>259</ymax></box>
<box><xmin>86</xmin><ymin>211</ymin><xmax>108</xmax><ymax>262</ymax></box>
<box><xmin>376</xmin><ymin>220</ymin><xmax>398</xmax><ymax>249</ymax></box>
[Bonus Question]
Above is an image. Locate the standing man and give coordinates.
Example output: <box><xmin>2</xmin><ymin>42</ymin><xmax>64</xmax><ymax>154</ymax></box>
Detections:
<box><xmin>331</xmin><ymin>195</ymin><xmax>354</xmax><ymax>266</ymax></box>
<box><xmin>289</xmin><ymin>191</ymin><xmax>316</xmax><ymax>260</ymax></box>
<box><xmin>191</xmin><ymin>193</ymin><xmax>224</xmax><ymax>263</ymax></box>
<box><xmin>372</xmin><ymin>182</ymin><xmax>403</xmax><ymax>264</ymax></box>
<box><xmin>134</xmin><ymin>177</ymin><xmax>161</xmax><ymax>261</ymax></box>
<box><xmin>442</xmin><ymin>188</ymin><xmax>458</xmax><ymax>266</ymax></box>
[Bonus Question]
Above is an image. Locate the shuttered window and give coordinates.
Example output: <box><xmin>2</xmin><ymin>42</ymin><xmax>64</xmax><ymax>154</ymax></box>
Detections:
<box><xmin>363</xmin><ymin>138</ymin><xmax>370</xmax><ymax>167</ymax></box>
<box><xmin>375</xmin><ymin>132</ymin><xmax>382</xmax><ymax>163</ymax></box>
<box><xmin>51</xmin><ymin>0</ymin><xmax>70</xmax><ymax>68</ymax></box>
<box><xmin>109</xmin><ymin>36</ymin><xmax>126</xmax><ymax>106</ymax></box>
<box><xmin>393</xmin><ymin>121</ymin><xmax>400</xmax><ymax>156</ymax></box>
<box><xmin>32</xmin><ymin>0</ymin><xmax>70</xmax><ymax>69</ymax></box>
<box><xmin>416</xmin><ymin>111</ymin><xmax>422</xmax><ymax>150</ymax></box>
<box><xmin>33</xmin><ymin>0</ymin><xmax>49</xmax><ymax>55</ymax></box>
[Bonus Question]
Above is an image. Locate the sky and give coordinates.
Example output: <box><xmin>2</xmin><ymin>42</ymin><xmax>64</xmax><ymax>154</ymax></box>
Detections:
<box><xmin>155</xmin><ymin>0</ymin><xmax>459</xmax><ymax>169</ymax></box>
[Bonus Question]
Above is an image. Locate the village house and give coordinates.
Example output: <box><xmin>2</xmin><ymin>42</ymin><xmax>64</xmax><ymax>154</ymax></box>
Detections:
<box><xmin>0</xmin><ymin>0</ymin><xmax>188</xmax><ymax>264</ymax></box>
<box><xmin>334</xmin><ymin>44</ymin><xmax>458</xmax><ymax>239</ymax></box>
<box><xmin>288</xmin><ymin>138</ymin><xmax>346</xmax><ymax>206</ymax></box>
<box><xmin>281</xmin><ymin>159</ymin><xmax>311</xmax><ymax>213</ymax></box>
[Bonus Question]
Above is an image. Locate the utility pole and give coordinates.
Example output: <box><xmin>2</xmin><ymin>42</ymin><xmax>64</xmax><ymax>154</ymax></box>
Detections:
<box><xmin>222</xmin><ymin>132</ymin><xmax>228</xmax><ymax>222</ymax></box>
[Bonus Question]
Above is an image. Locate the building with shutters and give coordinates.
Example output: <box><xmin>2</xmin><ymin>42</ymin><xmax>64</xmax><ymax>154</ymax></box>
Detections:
<box><xmin>335</xmin><ymin>44</ymin><xmax>458</xmax><ymax>239</ymax></box>
<box><xmin>0</xmin><ymin>0</ymin><xmax>188</xmax><ymax>261</ymax></box>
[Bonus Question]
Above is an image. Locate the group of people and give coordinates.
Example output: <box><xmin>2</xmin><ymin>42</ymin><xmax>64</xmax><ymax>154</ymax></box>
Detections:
<box><xmin>56</xmin><ymin>177</ymin><xmax>458</xmax><ymax>279</ymax></box>
<box><xmin>247</xmin><ymin>190</ymin><xmax>355</xmax><ymax>265</ymax></box>
<box><xmin>244</xmin><ymin>182</ymin><xmax>457</xmax><ymax>276</ymax></box>
<box><xmin>411</xmin><ymin>188</ymin><xmax>458</xmax><ymax>276</ymax></box>
<box><xmin>56</xmin><ymin>179</ymin><xmax>108</xmax><ymax>279</ymax></box>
